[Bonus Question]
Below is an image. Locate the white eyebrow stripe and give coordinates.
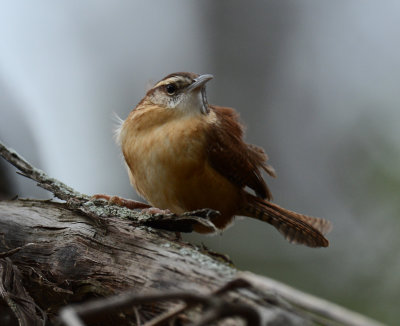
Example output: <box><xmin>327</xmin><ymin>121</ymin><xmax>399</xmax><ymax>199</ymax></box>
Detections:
<box><xmin>153</xmin><ymin>77</ymin><xmax>181</xmax><ymax>88</ymax></box>
<box><xmin>153</xmin><ymin>76</ymin><xmax>192</xmax><ymax>89</ymax></box>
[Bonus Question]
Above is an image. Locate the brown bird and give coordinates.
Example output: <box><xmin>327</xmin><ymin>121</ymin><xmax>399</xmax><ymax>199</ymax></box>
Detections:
<box><xmin>106</xmin><ymin>72</ymin><xmax>331</xmax><ymax>247</ymax></box>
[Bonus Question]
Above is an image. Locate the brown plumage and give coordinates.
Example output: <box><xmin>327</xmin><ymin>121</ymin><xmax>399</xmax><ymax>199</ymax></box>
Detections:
<box><xmin>117</xmin><ymin>72</ymin><xmax>332</xmax><ymax>247</ymax></box>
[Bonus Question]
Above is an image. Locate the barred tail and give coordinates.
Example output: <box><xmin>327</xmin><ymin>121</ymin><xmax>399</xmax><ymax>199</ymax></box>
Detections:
<box><xmin>241</xmin><ymin>194</ymin><xmax>331</xmax><ymax>248</ymax></box>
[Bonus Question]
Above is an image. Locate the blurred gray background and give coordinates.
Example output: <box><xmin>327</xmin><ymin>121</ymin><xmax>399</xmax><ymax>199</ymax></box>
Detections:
<box><xmin>1</xmin><ymin>1</ymin><xmax>399</xmax><ymax>324</ymax></box>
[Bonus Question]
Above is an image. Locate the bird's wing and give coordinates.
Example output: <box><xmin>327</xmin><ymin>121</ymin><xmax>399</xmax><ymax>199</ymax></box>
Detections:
<box><xmin>206</xmin><ymin>106</ymin><xmax>275</xmax><ymax>200</ymax></box>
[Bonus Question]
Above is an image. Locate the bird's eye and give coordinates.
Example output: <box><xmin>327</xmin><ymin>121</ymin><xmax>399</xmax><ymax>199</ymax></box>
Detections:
<box><xmin>165</xmin><ymin>84</ymin><xmax>177</xmax><ymax>95</ymax></box>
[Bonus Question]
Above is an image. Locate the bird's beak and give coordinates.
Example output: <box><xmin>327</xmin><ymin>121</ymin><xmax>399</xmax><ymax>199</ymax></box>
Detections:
<box><xmin>186</xmin><ymin>74</ymin><xmax>214</xmax><ymax>92</ymax></box>
<box><xmin>186</xmin><ymin>74</ymin><xmax>213</xmax><ymax>114</ymax></box>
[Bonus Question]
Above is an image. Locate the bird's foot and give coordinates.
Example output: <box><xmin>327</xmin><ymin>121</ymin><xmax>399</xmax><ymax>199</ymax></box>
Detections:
<box><xmin>91</xmin><ymin>194</ymin><xmax>151</xmax><ymax>210</ymax></box>
<box><xmin>143</xmin><ymin>208</ymin><xmax>220</xmax><ymax>234</ymax></box>
<box><xmin>91</xmin><ymin>195</ymin><xmax>220</xmax><ymax>234</ymax></box>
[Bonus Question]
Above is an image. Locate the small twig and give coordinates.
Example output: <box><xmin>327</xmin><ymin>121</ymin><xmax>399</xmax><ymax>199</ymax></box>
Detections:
<box><xmin>238</xmin><ymin>272</ymin><xmax>385</xmax><ymax>326</ymax></box>
<box><xmin>59</xmin><ymin>307</ymin><xmax>86</xmax><ymax>326</ymax></box>
<box><xmin>189</xmin><ymin>302</ymin><xmax>260</xmax><ymax>326</ymax></box>
<box><xmin>59</xmin><ymin>278</ymin><xmax>258</xmax><ymax>326</ymax></box>
<box><xmin>143</xmin><ymin>278</ymin><xmax>252</xmax><ymax>326</ymax></box>
<box><xmin>142</xmin><ymin>304</ymin><xmax>186</xmax><ymax>326</ymax></box>
<box><xmin>214</xmin><ymin>277</ymin><xmax>251</xmax><ymax>295</ymax></box>
<box><xmin>0</xmin><ymin>140</ymin><xmax>88</xmax><ymax>202</ymax></box>
<box><xmin>133</xmin><ymin>306</ymin><xmax>142</xmax><ymax>326</ymax></box>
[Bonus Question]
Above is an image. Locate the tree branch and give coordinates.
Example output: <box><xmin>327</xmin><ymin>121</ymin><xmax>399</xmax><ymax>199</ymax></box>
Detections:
<box><xmin>0</xmin><ymin>140</ymin><xmax>218</xmax><ymax>233</ymax></box>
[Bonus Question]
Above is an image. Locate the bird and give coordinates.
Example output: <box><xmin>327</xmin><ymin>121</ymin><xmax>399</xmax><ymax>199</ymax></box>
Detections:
<box><xmin>105</xmin><ymin>72</ymin><xmax>331</xmax><ymax>247</ymax></box>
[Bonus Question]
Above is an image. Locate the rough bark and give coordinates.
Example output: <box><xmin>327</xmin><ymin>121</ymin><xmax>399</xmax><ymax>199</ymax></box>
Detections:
<box><xmin>0</xmin><ymin>199</ymin><xmax>236</xmax><ymax>325</ymax></box>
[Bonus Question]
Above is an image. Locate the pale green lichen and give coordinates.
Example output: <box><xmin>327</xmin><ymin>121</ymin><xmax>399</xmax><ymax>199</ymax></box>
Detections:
<box><xmin>177</xmin><ymin>247</ymin><xmax>235</xmax><ymax>275</ymax></box>
<box><xmin>160</xmin><ymin>241</ymin><xmax>236</xmax><ymax>276</ymax></box>
<box><xmin>81</xmin><ymin>200</ymin><xmax>145</xmax><ymax>221</ymax></box>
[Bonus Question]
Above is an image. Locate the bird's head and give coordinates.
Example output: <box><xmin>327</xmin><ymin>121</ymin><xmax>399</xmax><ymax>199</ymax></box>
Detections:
<box><xmin>145</xmin><ymin>72</ymin><xmax>213</xmax><ymax>115</ymax></box>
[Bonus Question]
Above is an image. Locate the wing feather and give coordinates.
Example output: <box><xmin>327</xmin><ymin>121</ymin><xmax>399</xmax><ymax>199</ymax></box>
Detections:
<box><xmin>206</xmin><ymin>106</ymin><xmax>275</xmax><ymax>200</ymax></box>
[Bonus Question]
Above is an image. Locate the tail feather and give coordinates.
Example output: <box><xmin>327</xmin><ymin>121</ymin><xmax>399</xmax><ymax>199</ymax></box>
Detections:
<box><xmin>241</xmin><ymin>195</ymin><xmax>331</xmax><ymax>248</ymax></box>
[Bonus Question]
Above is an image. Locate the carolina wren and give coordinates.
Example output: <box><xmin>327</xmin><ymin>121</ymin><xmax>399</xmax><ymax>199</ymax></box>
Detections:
<box><xmin>115</xmin><ymin>72</ymin><xmax>331</xmax><ymax>247</ymax></box>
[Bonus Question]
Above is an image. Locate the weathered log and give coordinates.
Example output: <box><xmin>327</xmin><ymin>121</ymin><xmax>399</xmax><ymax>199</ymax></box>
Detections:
<box><xmin>0</xmin><ymin>141</ymin><xmax>385</xmax><ymax>326</ymax></box>
<box><xmin>0</xmin><ymin>199</ymin><xmax>384</xmax><ymax>326</ymax></box>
